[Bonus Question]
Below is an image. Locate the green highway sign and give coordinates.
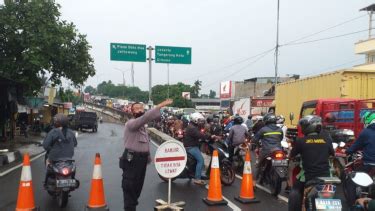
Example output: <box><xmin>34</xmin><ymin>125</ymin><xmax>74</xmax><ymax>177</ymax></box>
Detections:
<box><xmin>155</xmin><ymin>46</ymin><xmax>192</xmax><ymax>64</ymax></box>
<box><xmin>110</xmin><ymin>43</ymin><xmax>146</xmax><ymax>62</ymax></box>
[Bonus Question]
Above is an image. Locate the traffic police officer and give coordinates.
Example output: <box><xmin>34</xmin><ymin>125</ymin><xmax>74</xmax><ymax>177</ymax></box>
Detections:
<box><xmin>121</xmin><ymin>99</ymin><xmax>173</xmax><ymax>211</ymax></box>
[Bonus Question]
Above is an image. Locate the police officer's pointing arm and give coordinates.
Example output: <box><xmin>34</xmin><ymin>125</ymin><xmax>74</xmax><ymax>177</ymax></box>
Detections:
<box><xmin>127</xmin><ymin>99</ymin><xmax>173</xmax><ymax>131</ymax></box>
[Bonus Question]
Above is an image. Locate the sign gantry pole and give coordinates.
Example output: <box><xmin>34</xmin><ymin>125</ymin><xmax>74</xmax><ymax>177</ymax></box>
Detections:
<box><xmin>167</xmin><ymin>64</ymin><xmax>170</xmax><ymax>99</ymax></box>
<box><xmin>147</xmin><ymin>46</ymin><xmax>154</xmax><ymax>106</ymax></box>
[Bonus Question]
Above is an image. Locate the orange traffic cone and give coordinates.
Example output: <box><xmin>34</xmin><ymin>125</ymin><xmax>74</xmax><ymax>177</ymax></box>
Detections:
<box><xmin>16</xmin><ymin>153</ymin><xmax>38</xmax><ymax>211</ymax></box>
<box><xmin>203</xmin><ymin>150</ymin><xmax>228</xmax><ymax>206</ymax></box>
<box><xmin>85</xmin><ymin>153</ymin><xmax>109</xmax><ymax>211</ymax></box>
<box><xmin>235</xmin><ymin>149</ymin><xmax>260</xmax><ymax>203</ymax></box>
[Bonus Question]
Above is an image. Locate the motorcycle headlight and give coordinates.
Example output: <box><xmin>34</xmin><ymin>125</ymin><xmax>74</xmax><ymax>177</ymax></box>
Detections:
<box><xmin>342</xmin><ymin>129</ymin><xmax>354</xmax><ymax>136</ymax></box>
<box><xmin>339</xmin><ymin>142</ymin><xmax>345</xmax><ymax>148</ymax></box>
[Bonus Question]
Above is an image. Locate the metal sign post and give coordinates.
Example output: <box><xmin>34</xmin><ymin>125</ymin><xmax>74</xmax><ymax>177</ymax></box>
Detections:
<box><xmin>154</xmin><ymin>141</ymin><xmax>187</xmax><ymax>210</ymax></box>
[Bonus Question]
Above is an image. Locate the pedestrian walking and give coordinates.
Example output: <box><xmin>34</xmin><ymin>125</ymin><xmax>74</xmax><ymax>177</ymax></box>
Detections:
<box><xmin>120</xmin><ymin>99</ymin><xmax>173</xmax><ymax>211</ymax></box>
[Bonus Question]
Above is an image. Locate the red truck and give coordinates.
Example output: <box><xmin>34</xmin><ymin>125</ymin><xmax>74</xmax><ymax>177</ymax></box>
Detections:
<box><xmin>287</xmin><ymin>98</ymin><xmax>375</xmax><ymax>178</ymax></box>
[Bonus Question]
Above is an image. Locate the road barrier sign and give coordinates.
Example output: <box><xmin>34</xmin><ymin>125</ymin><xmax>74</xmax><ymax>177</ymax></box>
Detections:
<box><xmin>155</xmin><ymin>140</ymin><xmax>187</xmax><ymax>178</ymax></box>
<box><xmin>155</xmin><ymin>46</ymin><xmax>192</xmax><ymax>64</ymax></box>
<box><xmin>110</xmin><ymin>43</ymin><xmax>146</xmax><ymax>62</ymax></box>
<box><xmin>154</xmin><ymin>140</ymin><xmax>187</xmax><ymax>210</ymax></box>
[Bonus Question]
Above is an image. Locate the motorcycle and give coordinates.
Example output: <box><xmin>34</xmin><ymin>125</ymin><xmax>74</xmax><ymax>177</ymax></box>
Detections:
<box><xmin>330</xmin><ymin>129</ymin><xmax>355</xmax><ymax>179</ymax></box>
<box><xmin>232</xmin><ymin>139</ymin><xmax>251</xmax><ymax>173</ymax></box>
<box><xmin>158</xmin><ymin>138</ymin><xmax>236</xmax><ymax>186</ymax></box>
<box><xmin>342</xmin><ymin>151</ymin><xmax>375</xmax><ymax>206</ymax></box>
<box><xmin>44</xmin><ymin>159</ymin><xmax>80</xmax><ymax>208</ymax></box>
<box><xmin>350</xmin><ymin>172</ymin><xmax>374</xmax><ymax>210</ymax></box>
<box><xmin>302</xmin><ymin>176</ymin><xmax>342</xmax><ymax>211</ymax></box>
<box><xmin>174</xmin><ymin>128</ymin><xmax>184</xmax><ymax>141</ymax></box>
<box><xmin>257</xmin><ymin>141</ymin><xmax>289</xmax><ymax>196</ymax></box>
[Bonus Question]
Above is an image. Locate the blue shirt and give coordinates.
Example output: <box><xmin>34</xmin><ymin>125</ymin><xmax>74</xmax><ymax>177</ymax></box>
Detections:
<box><xmin>347</xmin><ymin>124</ymin><xmax>375</xmax><ymax>165</ymax></box>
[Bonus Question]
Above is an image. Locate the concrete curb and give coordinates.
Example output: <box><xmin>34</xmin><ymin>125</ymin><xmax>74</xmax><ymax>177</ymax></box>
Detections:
<box><xmin>0</xmin><ymin>150</ymin><xmax>22</xmax><ymax>167</ymax></box>
<box><xmin>147</xmin><ymin>128</ymin><xmax>177</xmax><ymax>145</ymax></box>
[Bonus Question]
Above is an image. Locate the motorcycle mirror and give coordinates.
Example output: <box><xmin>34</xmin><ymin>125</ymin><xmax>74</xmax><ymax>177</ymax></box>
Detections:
<box><xmin>351</xmin><ymin>172</ymin><xmax>373</xmax><ymax>187</ymax></box>
<box><xmin>289</xmin><ymin>112</ymin><xmax>294</xmax><ymax>121</ymax></box>
<box><xmin>281</xmin><ymin>140</ymin><xmax>289</xmax><ymax>148</ymax></box>
<box><xmin>339</xmin><ymin>142</ymin><xmax>345</xmax><ymax>148</ymax></box>
<box><xmin>332</xmin><ymin>143</ymin><xmax>338</xmax><ymax>150</ymax></box>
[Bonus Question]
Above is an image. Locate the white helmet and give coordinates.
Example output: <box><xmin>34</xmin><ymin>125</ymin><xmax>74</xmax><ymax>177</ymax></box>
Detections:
<box><xmin>276</xmin><ymin>115</ymin><xmax>285</xmax><ymax>124</ymax></box>
<box><xmin>190</xmin><ymin>112</ymin><xmax>205</xmax><ymax>124</ymax></box>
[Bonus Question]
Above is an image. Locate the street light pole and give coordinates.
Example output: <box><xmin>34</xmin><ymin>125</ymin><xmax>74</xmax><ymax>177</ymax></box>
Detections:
<box><xmin>274</xmin><ymin>0</ymin><xmax>280</xmax><ymax>90</ymax></box>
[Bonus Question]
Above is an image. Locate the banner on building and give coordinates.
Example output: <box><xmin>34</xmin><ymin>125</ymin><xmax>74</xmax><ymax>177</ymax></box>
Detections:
<box><xmin>182</xmin><ymin>92</ymin><xmax>191</xmax><ymax>100</ymax></box>
<box><xmin>232</xmin><ymin>98</ymin><xmax>251</xmax><ymax>120</ymax></box>
<box><xmin>220</xmin><ymin>81</ymin><xmax>232</xmax><ymax>99</ymax></box>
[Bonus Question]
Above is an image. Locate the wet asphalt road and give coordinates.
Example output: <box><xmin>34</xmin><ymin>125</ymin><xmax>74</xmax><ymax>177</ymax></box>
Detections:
<box><xmin>0</xmin><ymin>123</ymin><xmax>289</xmax><ymax>211</ymax></box>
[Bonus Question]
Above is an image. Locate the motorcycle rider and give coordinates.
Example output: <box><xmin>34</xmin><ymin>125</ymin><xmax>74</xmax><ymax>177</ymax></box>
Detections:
<box><xmin>345</xmin><ymin>111</ymin><xmax>375</xmax><ymax>205</ymax></box>
<box><xmin>227</xmin><ymin>116</ymin><xmax>249</xmax><ymax>161</ymax></box>
<box><xmin>245</xmin><ymin>115</ymin><xmax>253</xmax><ymax>131</ymax></box>
<box><xmin>43</xmin><ymin>113</ymin><xmax>78</xmax><ymax>187</ymax></box>
<box><xmin>253</xmin><ymin>113</ymin><xmax>283</xmax><ymax>182</ymax></box>
<box><xmin>288</xmin><ymin>115</ymin><xmax>335</xmax><ymax>211</ymax></box>
<box><xmin>183</xmin><ymin>112</ymin><xmax>210</xmax><ymax>185</ymax></box>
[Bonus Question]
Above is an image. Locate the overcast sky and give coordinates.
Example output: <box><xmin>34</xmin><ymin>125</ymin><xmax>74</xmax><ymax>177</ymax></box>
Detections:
<box><xmin>55</xmin><ymin>0</ymin><xmax>373</xmax><ymax>94</ymax></box>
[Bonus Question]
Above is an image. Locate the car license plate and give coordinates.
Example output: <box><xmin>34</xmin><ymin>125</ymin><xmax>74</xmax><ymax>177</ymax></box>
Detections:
<box><xmin>56</xmin><ymin>179</ymin><xmax>76</xmax><ymax>188</ymax></box>
<box><xmin>272</xmin><ymin>159</ymin><xmax>288</xmax><ymax>166</ymax></box>
<box><xmin>177</xmin><ymin>135</ymin><xmax>183</xmax><ymax>138</ymax></box>
<box><xmin>315</xmin><ymin>198</ymin><xmax>342</xmax><ymax>211</ymax></box>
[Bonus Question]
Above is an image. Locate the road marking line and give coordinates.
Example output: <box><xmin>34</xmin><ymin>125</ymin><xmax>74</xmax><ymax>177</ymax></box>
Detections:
<box><xmin>152</xmin><ymin>139</ymin><xmax>242</xmax><ymax>210</ymax></box>
<box><xmin>203</xmin><ymin>185</ymin><xmax>241</xmax><ymax>211</ymax></box>
<box><xmin>235</xmin><ymin>174</ymin><xmax>289</xmax><ymax>203</ymax></box>
<box><xmin>0</xmin><ymin>151</ymin><xmax>46</xmax><ymax>177</ymax></box>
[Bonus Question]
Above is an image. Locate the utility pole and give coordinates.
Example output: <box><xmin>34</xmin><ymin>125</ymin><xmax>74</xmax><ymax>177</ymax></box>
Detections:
<box><xmin>274</xmin><ymin>0</ymin><xmax>280</xmax><ymax>90</ymax></box>
<box><xmin>131</xmin><ymin>62</ymin><xmax>135</xmax><ymax>87</ymax></box>
<box><xmin>147</xmin><ymin>46</ymin><xmax>154</xmax><ymax>106</ymax></box>
<box><xmin>167</xmin><ymin>64</ymin><xmax>170</xmax><ymax>99</ymax></box>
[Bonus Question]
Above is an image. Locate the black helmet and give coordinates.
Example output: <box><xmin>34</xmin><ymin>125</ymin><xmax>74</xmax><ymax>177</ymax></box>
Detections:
<box><xmin>248</xmin><ymin>115</ymin><xmax>252</xmax><ymax>120</ymax></box>
<box><xmin>263</xmin><ymin>113</ymin><xmax>277</xmax><ymax>125</ymax></box>
<box><xmin>53</xmin><ymin>113</ymin><xmax>69</xmax><ymax>128</ymax></box>
<box><xmin>233</xmin><ymin>116</ymin><xmax>244</xmax><ymax>125</ymax></box>
<box><xmin>206</xmin><ymin>116</ymin><xmax>213</xmax><ymax>124</ymax></box>
<box><xmin>298</xmin><ymin>115</ymin><xmax>322</xmax><ymax>136</ymax></box>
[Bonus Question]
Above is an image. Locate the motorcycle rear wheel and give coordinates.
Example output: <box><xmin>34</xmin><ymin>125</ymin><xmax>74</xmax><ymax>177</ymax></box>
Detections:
<box><xmin>58</xmin><ymin>191</ymin><xmax>69</xmax><ymax>208</ymax></box>
<box><xmin>269</xmin><ymin>169</ymin><xmax>282</xmax><ymax>196</ymax></box>
<box><xmin>221</xmin><ymin>162</ymin><xmax>235</xmax><ymax>186</ymax></box>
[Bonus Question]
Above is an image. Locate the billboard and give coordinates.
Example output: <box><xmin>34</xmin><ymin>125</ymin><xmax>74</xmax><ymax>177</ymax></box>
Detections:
<box><xmin>232</xmin><ymin>98</ymin><xmax>251</xmax><ymax>120</ymax></box>
<box><xmin>220</xmin><ymin>81</ymin><xmax>232</xmax><ymax>99</ymax></box>
<box><xmin>182</xmin><ymin>92</ymin><xmax>191</xmax><ymax>100</ymax></box>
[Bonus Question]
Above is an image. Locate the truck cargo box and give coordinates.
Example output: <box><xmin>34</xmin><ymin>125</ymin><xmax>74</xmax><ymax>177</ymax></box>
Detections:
<box><xmin>275</xmin><ymin>69</ymin><xmax>375</xmax><ymax>127</ymax></box>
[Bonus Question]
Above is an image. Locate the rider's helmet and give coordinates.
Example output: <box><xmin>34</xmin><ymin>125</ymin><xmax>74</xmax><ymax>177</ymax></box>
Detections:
<box><xmin>298</xmin><ymin>115</ymin><xmax>322</xmax><ymax>136</ymax></box>
<box><xmin>53</xmin><ymin>113</ymin><xmax>69</xmax><ymax>128</ymax></box>
<box><xmin>276</xmin><ymin>115</ymin><xmax>285</xmax><ymax>124</ymax></box>
<box><xmin>213</xmin><ymin>117</ymin><xmax>220</xmax><ymax>124</ymax></box>
<box><xmin>190</xmin><ymin>112</ymin><xmax>205</xmax><ymax>126</ymax></box>
<box><xmin>263</xmin><ymin>113</ymin><xmax>277</xmax><ymax>125</ymax></box>
<box><xmin>233</xmin><ymin>116</ymin><xmax>244</xmax><ymax>125</ymax></box>
<box><xmin>206</xmin><ymin>116</ymin><xmax>213</xmax><ymax>124</ymax></box>
<box><xmin>248</xmin><ymin>115</ymin><xmax>252</xmax><ymax>120</ymax></box>
<box><xmin>362</xmin><ymin>111</ymin><xmax>375</xmax><ymax>128</ymax></box>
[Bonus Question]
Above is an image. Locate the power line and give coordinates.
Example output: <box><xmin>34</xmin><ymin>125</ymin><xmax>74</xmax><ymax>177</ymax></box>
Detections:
<box><xmin>184</xmin><ymin>47</ymin><xmax>276</xmax><ymax>81</ymax></box>
<box><xmin>301</xmin><ymin>58</ymin><xmax>363</xmax><ymax>77</ymax></box>
<box><xmin>283</xmin><ymin>14</ymin><xmax>366</xmax><ymax>45</ymax></box>
<box><xmin>282</xmin><ymin>29</ymin><xmax>370</xmax><ymax>46</ymax></box>
<box><xmin>202</xmin><ymin>50</ymin><xmax>274</xmax><ymax>89</ymax></box>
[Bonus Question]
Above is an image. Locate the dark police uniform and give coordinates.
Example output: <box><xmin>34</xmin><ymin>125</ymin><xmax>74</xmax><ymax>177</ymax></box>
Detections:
<box><xmin>121</xmin><ymin>108</ymin><xmax>161</xmax><ymax>211</ymax></box>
